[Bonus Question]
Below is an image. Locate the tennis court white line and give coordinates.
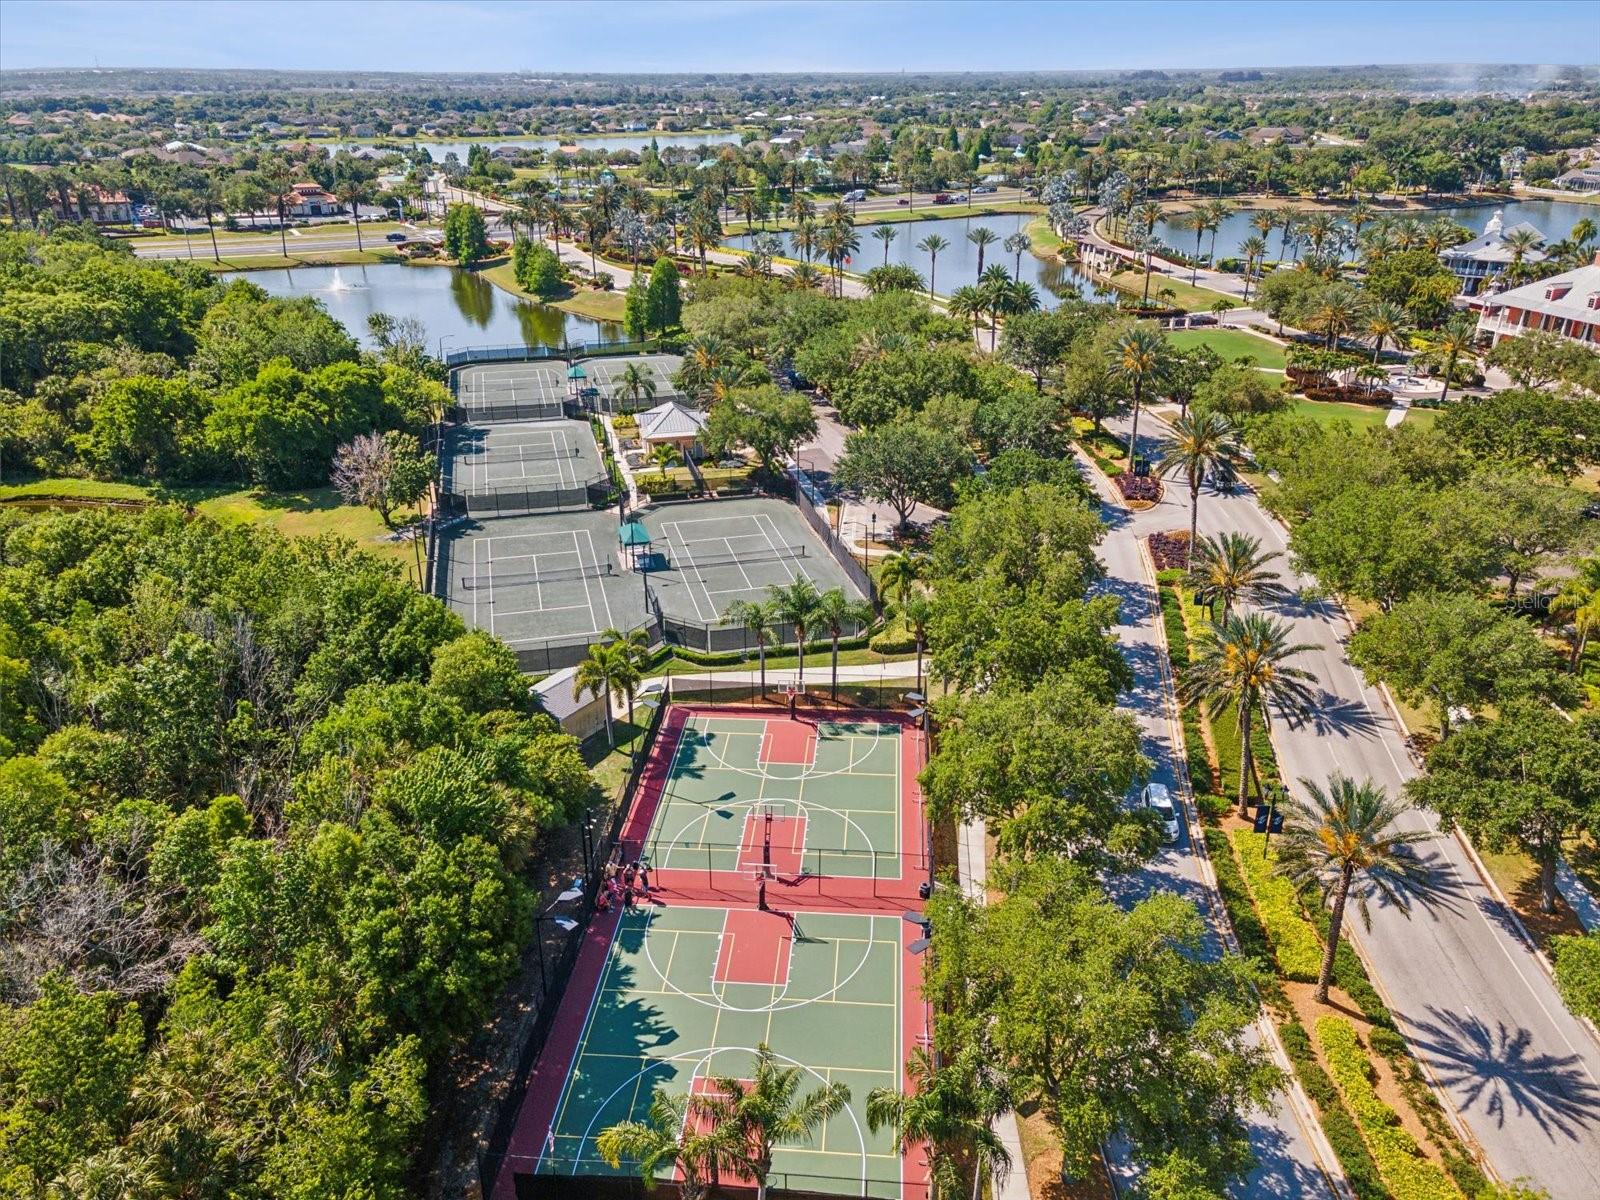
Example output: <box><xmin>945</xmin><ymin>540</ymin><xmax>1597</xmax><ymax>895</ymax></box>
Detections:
<box><xmin>491</xmin><ymin>601</ymin><xmax>595</xmax><ymax>621</ymax></box>
<box><xmin>661</xmin><ymin>521</ymin><xmax>714</xmax><ymax>622</ymax></box>
<box><xmin>567</xmin><ymin>529</ymin><xmax>602</xmax><ymax>635</ymax></box>
<box><xmin>752</xmin><ymin>512</ymin><xmax>807</xmax><ymax>587</ymax></box>
<box><xmin>579</xmin><ymin>528</ymin><xmax>616</xmax><ymax>631</ymax></box>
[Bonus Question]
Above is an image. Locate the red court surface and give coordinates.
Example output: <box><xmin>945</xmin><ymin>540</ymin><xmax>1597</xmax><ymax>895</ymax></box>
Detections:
<box><xmin>713</xmin><ymin>908</ymin><xmax>794</xmax><ymax>985</ymax></box>
<box><xmin>683</xmin><ymin>1077</ymin><xmax>758</xmax><ymax>1186</ymax></box>
<box><xmin>737</xmin><ymin>810</ymin><xmax>808</xmax><ymax>875</ymax></box>
<box><xmin>759</xmin><ymin>717</ymin><xmax>818</xmax><ymax>765</ymax></box>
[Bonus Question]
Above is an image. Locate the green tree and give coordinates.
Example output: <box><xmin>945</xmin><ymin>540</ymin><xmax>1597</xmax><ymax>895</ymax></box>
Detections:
<box><xmin>1157</xmin><ymin>411</ymin><xmax>1243</xmax><ymax>564</ymax></box>
<box><xmin>443</xmin><ymin>202</ymin><xmax>489</xmax><ymax>266</ymax></box>
<box><xmin>876</xmin><ymin>550</ymin><xmax>927</xmax><ymax>610</ymax></box>
<box><xmin>1107</xmin><ymin>324</ymin><xmax>1172</xmax><ymax>467</ymax></box>
<box><xmin>513</xmin><ymin>239</ymin><xmax>563</xmax><ymax>297</ymax></box>
<box><xmin>597</xmin><ymin>1089</ymin><xmax>744</xmax><ymax>1200</ymax></box>
<box><xmin>703</xmin><ymin>384</ymin><xmax>817</xmax><ymax>475</ymax></box>
<box><xmin>1278</xmin><ymin>774</ymin><xmax>1433</xmax><ymax>1003</ymax></box>
<box><xmin>645</xmin><ymin>255</ymin><xmax>683</xmax><ymax>332</ymax></box>
<box><xmin>429</xmin><ymin>629</ymin><xmax>528</xmax><ymax>715</ymax></box>
<box><xmin>1187</xmin><ymin>532</ymin><xmax>1286</xmax><ymax>626</ymax></box>
<box><xmin>923</xmin><ymin>857</ymin><xmax>1278</xmax><ymax>1188</ymax></box>
<box><xmin>1553</xmin><ymin>932</ymin><xmax>1600</xmax><ymax>1024</ymax></box>
<box><xmin>1350</xmin><ymin>592</ymin><xmax>1566</xmax><ymax>740</ymax></box>
<box><xmin>1180</xmin><ymin>613</ymin><xmax>1317</xmax><ymax>815</ymax></box>
<box><xmin>1410</xmin><ymin>704</ymin><xmax>1600</xmax><ymax>913</ymax></box>
<box><xmin>726</xmin><ymin>599</ymin><xmax>779</xmax><ymax>695</ymax></box>
<box><xmin>1000</xmin><ymin>308</ymin><xmax>1076</xmax><ymax>390</ymax></box>
<box><xmin>1436</xmin><ymin>387</ymin><xmax>1600</xmax><ymax>480</ymax></box>
<box><xmin>917</xmin><ymin>232</ymin><xmax>949</xmax><ymax>298</ymax></box>
<box><xmin>574</xmin><ymin>642</ymin><xmax>636</xmax><ymax>746</ymax></box>
<box><xmin>921</xmin><ymin>674</ymin><xmax>1152</xmax><ymax>866</ymax></box>
<box><xmin>834</xmin><ymin>422</ymin><xmax>972</xmax><ymax>531</ymax></box>
<box><xmin>866</xmin><ymin>1046</ymin><xmax>1012</xmax><ymax>1200</ymax></box>
<box><xmin>815</xmin><ymin>587</ymin><xmax>874</xmax><ymax>701</ymax></box>
<box><xmin>768</xmin><ymin>576</ymin><xmax>823</xmax><ymax>691</ymax></box>
<box><xmin>697</xmin><ymin>1043</ymin><xmax>852</xmax><ymax>1200</ymax></box>
<box><xmin>623</xmin><ymin>269</ymin><xmax>649</xmax><ymax>339</ymax></box>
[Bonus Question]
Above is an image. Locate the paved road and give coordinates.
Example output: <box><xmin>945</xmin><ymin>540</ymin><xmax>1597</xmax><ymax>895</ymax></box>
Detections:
<box><xmin>1077</xmin><ymin>452</ymin><xmax>1344</xmax><ymax>1200</ymax></box>
<box><xmin>1103</xmin><ymin>412</ymin><xmax>1600</xmax><ymax>1199</ymax></box>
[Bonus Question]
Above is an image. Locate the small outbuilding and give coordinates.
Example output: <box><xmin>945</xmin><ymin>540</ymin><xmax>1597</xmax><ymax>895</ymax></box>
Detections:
<box><xmin>531</xmin><ymin>665</ymin><xmax>610</xmax><ymax>744</ymax></box>
<box><xmin>636</xmin><ymin>400</ymin><xmax>708</xmax><ymax>457</ymax></box>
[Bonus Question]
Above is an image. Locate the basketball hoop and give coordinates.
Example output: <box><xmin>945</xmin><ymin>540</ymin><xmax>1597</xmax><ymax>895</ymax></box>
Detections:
<box><xmin>782</xmin><ymin>680</ymin><xmax>800</xmax><ymax>717</ymax></box>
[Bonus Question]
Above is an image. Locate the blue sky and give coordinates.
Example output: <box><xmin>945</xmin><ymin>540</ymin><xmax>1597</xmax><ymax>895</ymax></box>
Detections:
<box><xmin>1</xmin><ymin>1</ymin><xmax>1594</xmax><ymax>73</ymax></box>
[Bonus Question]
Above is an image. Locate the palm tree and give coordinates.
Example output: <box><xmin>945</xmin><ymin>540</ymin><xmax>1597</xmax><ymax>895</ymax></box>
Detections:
<box><xmin>1299</xmin><ymin>211</ymin><xmax>1340</xmax><ymax>260</ymax></box>
<box><xmin>1423</xmin><ymin>314</ymin><xmax>1478</xmax><ymax>404</ymax></box>
<box><xmin>1551</xmin><ymin>555</ymin><xmax>1600</xmax><ymax>671</ymax></box>
<box><xmin>726</xmin><ymin>599</ymin><xmax>779</xmax><ymax>695</ymax></box>
<box><xmin>598</xmin><ymin>1089</ymin><xmax>743</xmax><ymax>1200</ymax></box>
<box><xmin>872</xmin><ymin>223</ymin><xmax>898</xmax><ymax>265</ymax></box>
<box><xmin>967</xmin><ymin>225</ymin><xmax>999</xmax><ymax>278</ymax></box>
<box><xmin>1203</xmin><ymin>198</ymin><xmax>1232</xmax><ymax>267</ymax></box>
<box><xmin>1180</xmin><ymin>612</ymin><xmax>1317</xmax><ymax>816</ymax></box>
<box><xmin>918</xmin><ymin>232</ymin><xmax>949</xmax><ymax>299</ymax></box>
<box><xmin>768</xmin><ymin>577</ymin><xmax>823</xmax><ymax>692</ymax></box>
<box><xmin>902</xmin><ymin>593</ymin><xmax>934</xmax><ymax>694</ymax></box>
<box><xmin>1249</xmin><ymin>208</ymin><xmax>1278</xmax><ymax>254</ymax></box>
<box><xmin>1239</xmin><ymin>234</ymin><xmax>1269</xmax><ymax>302</ymax></box>
<box><xmin>1277</xmin><ymin>774</ymin><xmax>1432</xmax><ymax>1004</ymax></box>
<box><xmin>1158</xmin><ymin>412</ymin><xmax>1243</xmax><ymax>563</ymax></box>
<box><xmin>255</xmin><ymin>157</ymin><xmax>295</xmax><ymax>258</ymax></box>
<box><xmin>877</xmin><ymin>550</ymin><xmax>926</xmax><ymax>609</ymax></box>
<box><xmin>698</xmin><ymin>1043</ymin><xmax>852</xmax><ymax>1200</ymax></box>
<box><xmin>1501</xmin><ymin>226</ymin><xmax>1542</xmax><ymax>284</ymax></box>
<box><xmin>1364</xmin><ymin>301</ymin><xmax>1412</xmax><ymax>364</ymax></box>
<box><xmin>1306</xmin><ymin>283</ymin><xmax>1368</xmax><ymax>351</ymax></box>
<box><xmin>334</xmin><ymin>178</ymin><xmax>370</xmax><ymax>250</ymax></box>
<box><xmin>816</xmin><ymin>588</ymin><xmax>873</xmax><ymax>701</ymax></box>
<box><xmin>1188</xmin><ymin>531</ymin><xmax>1287</xmax><ymax>625</ymax></box>
<box><xmin>792</xmin><ymin>220</ymin><xmax>818</xmax><ymax>265</ymax></box>
<box><xmin>1107</xmin><ymin>325</ymin><xmax>1172</xmax><ymax>468</ymax></box>
<box><xmin>949</xmin><ymin>285</ymin><xmax>987</xmax><ymax>342</ymax></box>
<box><xmin>1004</xmin><ymin>230</ymin><xmax>1032</xmax><ymax>276</ymax></box>
<box><xmin>574</xmin><ymin>642</ymin><xmax>635</xmax><ymax>747</ymax></box>
<box><xmin>867</xmin><ymin>1046</ymin><xmax>1011</xmax><ymax>1200</ymax></box>
<box><xmin>993</xmin><ymin>278</ymin><xmax>1039</xmax><ymax>351</ymax></box>
<box><xmin>601</xmin><ymin>626</ymin><xmax>651</xmax><ymax>724</ymax></box>
<box><xmin>787</xmin><ymin>262</ymin><xmax>825</xmax><ymax>291</ymax></box>
<box><xmin>650</xmin><ymin>443</ymin><xmax>682</xmax><ymax>478</ymax></box>
<box><xmin>615</xmin><ymin>362</ymin><xmax>657</xmax><ymax>409</ymax></box>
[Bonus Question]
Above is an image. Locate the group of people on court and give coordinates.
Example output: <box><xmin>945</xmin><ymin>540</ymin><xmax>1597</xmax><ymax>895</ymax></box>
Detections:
<box><xmin>597</xmin><ymin>858</ymin><xmax>651</xmax><ymax>912</ymax></box>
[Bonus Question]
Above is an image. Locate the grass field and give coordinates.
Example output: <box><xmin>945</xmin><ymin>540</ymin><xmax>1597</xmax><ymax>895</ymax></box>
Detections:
<box><xmin>1101</xmin><ymin>268</ymin><xmax>1237</xmax><ymax>311</ymax></box>
<box><xmin>748</xmin><ymin>200</ymin><xmax>1043</xmax><ymax>235</ymax></box>
<box><xmin>1</xmin><ymin>478</ymin><xmax>418</xmax><ymax>571</ymax></box>
<box><xmin>480</xmin><ymin>260</ymin><xmax>628</xmax><ymax>321</ymax></box>
<box><xmin>194</xmin><ymin>248</ymin><xmax>405</xmax><ymax>272</ymax></box>
<box><xmin>1286</xmin><ymin>398</ymin><xmax>1394</xmax><ymax>431</ymax></box>
<box><xmin>1167</xmin><ymin>327</ymin><xmax>1288</xmax><ymax>370</ymax></box>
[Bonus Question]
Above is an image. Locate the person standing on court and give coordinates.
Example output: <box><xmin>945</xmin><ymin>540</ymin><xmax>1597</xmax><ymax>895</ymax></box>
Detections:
<box><xmin>757</xmin><ymin>874</ymin><xmax>769</xmax><ymax>912</ymax></box>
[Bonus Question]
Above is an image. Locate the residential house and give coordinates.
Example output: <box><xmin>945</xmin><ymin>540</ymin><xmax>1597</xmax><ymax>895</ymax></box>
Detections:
<box><xmin>1475</xmin><ymin>255</ymin><xmax>1600</xmax><ymax>349</ymax></box>
<box><xmin>1555</xmin><ymin>166</ymin><xmax>1600</xmax><ymax>193</ymax></box>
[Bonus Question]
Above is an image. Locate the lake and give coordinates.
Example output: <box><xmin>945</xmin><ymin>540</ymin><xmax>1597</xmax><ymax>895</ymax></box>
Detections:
<box><xmin>225</xmin><ymin>263</ymin><xmax>620</xmax><ymax>352</ymax></box>
<box><xmin>1150</xmin><ymin>198</ymin><xmax>1596</xmax><ymax>263</ymax></box>
<box><xmin>323</xmin><ymin>131</ymin><xmax>741</xmax><ymax>162</ymax></box>
<box><xmin>726</xmin><ymin>210</ymin><xmax>1105</xmax><ymax>308</ymax></box>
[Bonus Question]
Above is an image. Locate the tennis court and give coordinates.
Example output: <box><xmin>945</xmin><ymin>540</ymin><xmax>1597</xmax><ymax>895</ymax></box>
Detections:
<box><xmin>637</xmin><ymin>710</ymin><xmax>914</xmax><ymax>882</ymax></box>
<box><xmin>455</xmin><ymin>361</ymin><xmax>570</xmax><ymax>422</ymax></box>
<box><xmin>436</xmin><ymin>509</ymin><xmax>650</xmax><ymax>652</ymax></box>
<box><xmin>583</xmin><ymin>353</ymin><xmax>684</xmax><ymax>408</ymax></box>
<box><xmin>441</xmin><ymin>418</ymin><xmax>608</xmax><ymax>515</ymax></box>
<box><xmin>642</xmin><ymin>497</ymin><xmax>865</xmax><ymax>629</ymax></box>
<box><xmin>495</xmin><ymin>705</ymin><xmax>931</xmax><ymax>1200</ymax></box>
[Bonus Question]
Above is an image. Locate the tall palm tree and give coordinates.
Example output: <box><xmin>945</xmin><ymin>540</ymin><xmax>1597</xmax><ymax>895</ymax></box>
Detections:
<box><xmin>1180</xmin><ymin>612</ymin><xmax>1317</xmax><ymax>816</ymax></box>
<box><xmin>726</xmin><ymin>599</ymin><xmax>779</xmax><ymax>695</ymax></box>
<box><xmin>966</xmin><ymin>225</ymin><xmax>999</xmax><ymax>278</ymax></box>
<box><xmin>816</xmin><ymin>588</ymin><xmax>873</xmax><ymax>701</ymax></box>
<box><xmin>1203</xmin><ymin>198</ymin><xmax>1232</xmax><ymax>267</ymax></box>
<box><xmin>994</xmin><ymin>278</ymin><xmax>1039</xmax><ymax>351</ymax></box>
<box><xmin>1188</xmin><ymin>531</ymin><xmax>1287</xmax><ymax>625</ymax></box>
<box><xmin>1277</xmin><ymin>774</ymin><xmax>1432</xmax><ymax>1003</ymax></box>
<box><xmin>1249</xmin><ymin>208</ymin><xmax>1278</xmax><ymax>254</ymax></box>
<box><xmin>598</xmin><ymin>1089</ymin><xmax>743</xmax><ymax>1200</ymax></box>
<box><xmin>877</xmin><ymin>550</ymin><xmax>926</xmax><ymax>609</ymax></box>
<box><xmin>867</xmin><ymin>1046</ymin><xmax>1011</xmax><ymax>1200</ymax></box>
<box><xmin>255</xmin><ymin>156</ymin><xmax>295</xmax><ymax>258</ymax></box>
<box><xmin>792</xmin><ymin>220</ymin><xmax>818</xmax><ymax>265</ymax></box>
<box><xmin>574</xmin><ymin>642</ymin><xmax>635</xmax><ymax>747</ymax></box>
<box><xmin>1364</xmin><ymin>301</ymin><xmax>1412</xmax><ymax>364</ymax></box>
<box><xmin>872</xmin><ymin>223</ymin><xmax>898</xmax><ymax>265</ymax></box>
<box><xmin>768</xmin><ymin>577</ymin><xmax>823</xmax><ymax>691</ymax></box>
<box><xmin>1424</xmin><ymin>314</ymin><xmax>1478</xmax><ymax>404</ymax></box>
<box><xmin>1107</xmin><ymin>324</ymin><xmax>1172</xmax><ymax>467</ymax></box>
<box><xmin>334</xmin><ymin>177</ymin><xmax>371</xmax><ymax>250</ymax></box>
<box><xmin>902</xmin><ymin>593</ymin><xmax>934</xmax><ymax>694</ymax></box>
<box><xmin>949</xmin><ymin>285</ymin><xmax>987</xmax><ymax>342</ymax></box>
<box><xmin>698</xmin><ymin>1044</ymin><xmax>852</xmax><ymax>1200</ymax></box>
<box><xmin>1239</xmin><ymin>233</ymin><xmax>1268</xmax><ymax>302</ymax></box>
<box><xmin>918</xmin><ymin>232</ymin><xmax>949</xmax><ymax>299</ymax></box>
<box><xmin>1306</xmin><ymin>283</ymin><xmax>1368</xmax><ymax>351</ymax></box>
<box><xmin>601</xmin><ymin>626</ymin><xmax>651</xmax><ymax>724</ymax></box>
<box><xmin>1004</xmin><ymin>230</ymin><xmax>1032</xmax><ymax>277</ymax></box>
<box><xmin>1299</xmin><ymin>211</ymin><xmax>1340</xmax><ymax>260</ymax></box>
<box><xmin>1501</xmin><ymin>226</ymin><xmax>1542</xmax><ymax>284</ymax></box>
<box><xmin>615</xmin><ymin>362</ymin><xmax>657</xmax><ymax>409</ymax></box>
<box><xmin>1158</xmin><ymin>411</ymin><xmax>1243</xmax><ymax>563</ymax></box>
<box><xmin>1551</xmin><ymin>555</ymin><xmax>1600</xmax><ymax>671</ymax></box>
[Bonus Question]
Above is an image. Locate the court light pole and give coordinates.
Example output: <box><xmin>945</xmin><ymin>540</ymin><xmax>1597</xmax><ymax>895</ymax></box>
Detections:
<box><xmin>534</xmin><ymin>879</ymin><xmax>586</xmax><ymax>999</ymax></box>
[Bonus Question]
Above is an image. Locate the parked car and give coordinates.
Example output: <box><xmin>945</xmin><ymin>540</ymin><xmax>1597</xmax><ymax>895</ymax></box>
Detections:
<box><xmin>1142</xmin><ymin>782</ymin><xmax>1181</xmax><ymax>842</ymax></box>
<box><xmin>384</xmin><ymin>231</ymin><xmax>407</xmax><ymax>242</ymax></box>
<box><xmin>972</xmin><ymin>184</ymin><xmax>997</xmax><ymax>194</ymax></box>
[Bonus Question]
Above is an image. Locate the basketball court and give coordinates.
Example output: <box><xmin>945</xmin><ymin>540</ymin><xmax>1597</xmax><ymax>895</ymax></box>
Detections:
<box><xmin>495</xmin><ymin>706</ymin><xmax>931</xmax><ymax>1200</ymax></box>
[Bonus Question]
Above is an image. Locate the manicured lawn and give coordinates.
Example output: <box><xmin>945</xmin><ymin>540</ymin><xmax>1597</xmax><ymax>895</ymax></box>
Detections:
<box><xmin>197</xmin><ymin>249</ymin><xmax>404</xmax><ymax>272</ymax></box>
<box><xmin>481</xmin><ymin>259</ymin><xmax>625</xmax><ymax>320</ymax></box>
<box><xmin>1168</xmin><ymin>327</ymin><xmax>1288</xmax><ymax>370</ymax></box>
<box><xmin>1287</xmin><ymin>397</ymin><xmax>1393</xmax><ymax>431</ymax></box>
<box><xmin>751</xmin><ymin>200</ymin><xmax>1043</xmax><ymax>234</ymax></box>
<box><xmin>1024</xmin><ymin>215</ymin><xmax>1064</xmax><ymax>256</ymax></box>
<box><xmin>2</xmin><ymin>478</ymin><xmax>419</xmax><ymax>574</ymax></box>
<box><xmin>1102</xmin><ymin>268</ymin><xmax>1236</xmax><ymax>312</ymax></box>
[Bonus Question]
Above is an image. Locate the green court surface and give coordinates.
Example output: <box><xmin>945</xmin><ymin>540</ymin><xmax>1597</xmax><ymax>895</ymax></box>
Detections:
<box><xmin>543</xmin><ymin>904</ymin><xmax>906</xmax><ymax>1197</ymax></box>
<box><xmin>644</xmin><ymin>714</ymin><xmax>904</xmax><ymax>880</ymax></box>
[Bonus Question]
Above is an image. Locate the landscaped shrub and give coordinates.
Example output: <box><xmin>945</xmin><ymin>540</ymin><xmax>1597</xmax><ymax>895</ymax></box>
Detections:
<box><xmin>1229</xmin><ymin>829</ymin><xmax>1325</xmax><ymax>982</ymax></box>
<box><xmin>1116</xmin><ymin>473</ymin><xmax>1160</xmax><ymax>502</ymax></box>
<box><xmin>868</xmin><ymin>620</ymin><xmax>919</xmax><ymax>655</ymax></box>
<box><xmin>1316</xmin><ymin>1017</ymin><xmax>1465</xmax><ymax>1200</ymax></box>
<box><xmin>1279</xmin><ymin>1021</ymin><xmax>1388</xmax><ymax>1200</ymax></box>
<box><xmin>1203</xmin><ymin>827</ymin><xmax>1277</xmax><ymax>980</ymax></box>
<box><xmin>1148</xmin><ymin>531</ymin><xmax>1191</xmax><ymax>571</ymax></box>
<box><xmin>1553</xmin><ymin>930</ymin><xmax>1600</xmax><ymax>1023</ymax></box>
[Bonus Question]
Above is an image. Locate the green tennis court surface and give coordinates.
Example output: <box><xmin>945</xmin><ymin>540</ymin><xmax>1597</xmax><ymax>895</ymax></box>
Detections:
<box><xmin>542</xmin><ymin>904</ymin><xmax>907</xmax><ymax>1197</ymax></box>
<box><xmin>644</xmin><ymin>713</ymin><xmax>905</xmax><ymax>880</ymax></box>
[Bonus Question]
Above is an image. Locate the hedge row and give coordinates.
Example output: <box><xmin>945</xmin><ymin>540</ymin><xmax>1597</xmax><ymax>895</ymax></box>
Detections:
<box><xmin>1156</xmin><ymin>578</ymin><xmax>1217</xmax><ymax>798</ymax></box>
<box><xmin>1316</xmin><ymin>1017</ymin><xmax>1465</xmax><ymax>1200</ymax></box>
<box><xmin>1229</xmin><ymin>830</ymin><xmax>1325</xmax><ymax>982</ymax></box>
<box><xmin>1278</xmin><ymin>1022</ymin><xmax>1388</xmax><ymax>1200</ymax></box>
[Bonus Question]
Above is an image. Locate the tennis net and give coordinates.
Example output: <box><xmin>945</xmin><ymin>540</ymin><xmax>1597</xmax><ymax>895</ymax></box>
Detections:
<box><xmin>456</xmin><ymin>445</ymin><xmax>582</xmax><ymax>464</ymax></box>
<box><xmin>668</xmin><ymin>544</ymin><xmax>808</xmax><ymax>569</ymax></box>
<box><xmin>459</xmin><ymin>561</ymin><xmax>618</xmax><ymax>590</ymax></box>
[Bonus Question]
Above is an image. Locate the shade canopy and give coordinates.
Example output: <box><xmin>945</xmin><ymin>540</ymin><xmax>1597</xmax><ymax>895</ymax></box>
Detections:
<box><xmin>618</xmin><ymin>521</ymin><xmax>651</xmax><ymax>548</ymax></box>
